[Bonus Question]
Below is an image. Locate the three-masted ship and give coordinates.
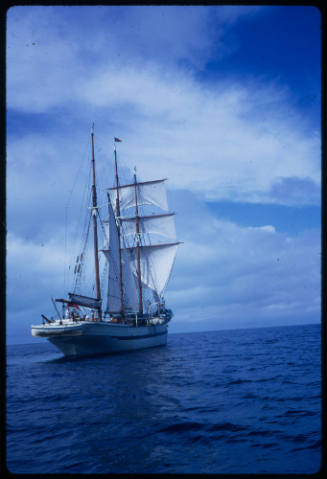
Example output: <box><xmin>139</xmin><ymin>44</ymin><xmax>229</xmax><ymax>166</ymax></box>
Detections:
<box><xmin>31</xmin><ymin>128</ymin><xmax>181</xmax><ymax>357</ymax></box>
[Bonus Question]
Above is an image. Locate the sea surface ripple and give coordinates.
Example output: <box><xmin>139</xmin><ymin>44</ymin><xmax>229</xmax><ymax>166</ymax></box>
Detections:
<box><xmin>6</xmin><ymin>323</ymin><xmax>321</xmax><ymax>474</ymax></box>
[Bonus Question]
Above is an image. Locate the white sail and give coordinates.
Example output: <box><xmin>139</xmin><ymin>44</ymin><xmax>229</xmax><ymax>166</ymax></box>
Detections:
<box><xmin>104</xmin><ymin>200</ymin><xmax>139</xmax><ymax>313</ymax></box>
<box><xmin>103</xmin><ymin>221</ymin><xmax>109</xmax><ymax>249</ymax></box>
<box><xmin>109</xmin><ymin>179</ymin><xmax>168</xmax><ymax>212</ymax></box>
<box><xmin>104</xmin><ymin>200</ymin><xmax>122</xmax><ymax>313</ymax></box>
<box><xmin>123</xmin><ymin>243</ymin><xmax>179</xmax><ymax>297</ymax></box>
<box><xmin>121</xmin><ymin>213</ymin><xmax>176</xmax><ymax>240</ymax></box>
<box><xmin>105</xmin><ymin>172</ymin><xmax>180</xmax><ymax>313</ymax></box>
<box><xmin>121</xmin><ymin>250</ymin><xmax>139</xmax><ymax>311</ymax></box>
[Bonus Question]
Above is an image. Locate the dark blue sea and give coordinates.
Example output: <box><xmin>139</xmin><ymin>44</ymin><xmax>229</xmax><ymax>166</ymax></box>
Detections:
<box><xmin>6</xmin><ymin>324</ymin><xmax>321</xmax><ymax>474</ymax></box>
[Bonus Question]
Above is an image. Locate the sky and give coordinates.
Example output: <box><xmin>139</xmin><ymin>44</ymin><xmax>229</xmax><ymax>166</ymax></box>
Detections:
<box><xmin>6</xmin><ymin>5</ymin><xmax>321</xmax><ymax>344</ymax></box>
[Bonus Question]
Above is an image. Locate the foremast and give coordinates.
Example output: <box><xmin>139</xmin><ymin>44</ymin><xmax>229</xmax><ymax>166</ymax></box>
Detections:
<box><xmin>53</xmin><ymin>125</ymin><xmax>103</xmax><ymax>320</ymax></box>
<box><xmin>91</xmin><ymin>124</ymin><xmax>102</xmax><ymax>319</ymax></box>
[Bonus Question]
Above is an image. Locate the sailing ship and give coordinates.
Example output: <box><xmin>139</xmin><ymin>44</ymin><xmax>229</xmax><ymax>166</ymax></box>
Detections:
<box><xmin>31</xmin><ymin>127</ymin><xmax>181</xmax><ymax>357</ymax></box>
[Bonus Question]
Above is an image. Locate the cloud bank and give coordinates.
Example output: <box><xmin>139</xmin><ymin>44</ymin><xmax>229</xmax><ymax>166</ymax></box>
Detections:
<box><xmin>6</xmin><ymin>6</ymin><xmax>321</xmax><ymax>342</ymax></box>
<box><xmin>167</xmin><ymin>190</ymin><xmax>320</xmax><ymax>331</ymax></box>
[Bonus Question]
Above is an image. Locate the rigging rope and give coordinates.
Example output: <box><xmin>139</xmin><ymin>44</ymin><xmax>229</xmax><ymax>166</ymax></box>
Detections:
<box><xmin>63</xmin><ymin>135</ymin><xmax>92</xmax><ymax>293</ymax></box>
<box><xmin>73</xmin><ymin>211</ymin><xmax>92</xmax><ymax>293</ymax></box>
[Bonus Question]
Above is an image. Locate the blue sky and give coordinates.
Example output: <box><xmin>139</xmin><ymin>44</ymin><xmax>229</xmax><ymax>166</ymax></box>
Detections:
<box><xmin>6</xmin><ymin>6</ymin><xmax>321</xmax><ymax>343</ymax></box>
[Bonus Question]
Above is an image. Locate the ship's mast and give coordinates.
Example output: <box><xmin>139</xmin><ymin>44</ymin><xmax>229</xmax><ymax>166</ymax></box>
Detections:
<box><xmin>114</xmin><ymin>140</ymin><xmax>125</xmax><ymax>319</ymax></box>
<box><xmin>133</xmin><ymin>168</ymin><xmax>143</xmax><ymax>315</ymax></box>
<box><xmin>91</xmin><ymin>124</ymin><xmax>102</xmax><ymax>319</ymax></box>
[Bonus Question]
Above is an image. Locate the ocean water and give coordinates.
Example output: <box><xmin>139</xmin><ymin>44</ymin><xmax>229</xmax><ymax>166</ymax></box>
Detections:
<box><xmin>6</xmin><ymin>323</ymin><xmax>321</xmax><ymax>474</ymax></box>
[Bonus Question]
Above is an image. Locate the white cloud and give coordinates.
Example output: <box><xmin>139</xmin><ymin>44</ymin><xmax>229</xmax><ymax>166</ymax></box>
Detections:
<box><xmin>79</xmin><ymin>67</ymin><xmax>320</xmax><ymax>206</ymax></box>
<box><xmin>6</xmin><ymin>191</ymin><xmax>320</xmax><ymax>342</ymax></box>
<box><xmin>248</xmin><ymin>225</ymin><xmax>276</xmax><ymax>233</ymax></box>
<box><xmin>7</xmin><ymin>63</ymin><xmax>321</xmax><ymax>207</ymax></box>
<box><xmin>5</xmin><ymin>5</ymin><xmax>227</xmax><ymax>111</ymax></box>
<box><xmin>167</xmin><ymin>192</ymin><xmax>320</xmax><ymax>330</ymax></box>
<box><xmin>7</xmin><ymin>6</ymin><xmax>320</xmax><ymax>206</ymax></box>
<box><xmin>6</xmin><ymin>232</ymin><xmax>68</xmax><ymax>311</ymax></box>
<box><xmin>5</xmin><ymin>6</ymin><xmax>321</xmax><ymax>341</ymax></box>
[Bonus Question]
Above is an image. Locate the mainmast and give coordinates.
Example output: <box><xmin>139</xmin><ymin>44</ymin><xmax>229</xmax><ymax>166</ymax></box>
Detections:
<box><xmin>133</xmin><ymin>168</ymin><xmax>143</xmax><ymax>315</ymax></box>
<box><xmin>91</xmin><ymin>124</ymin><xmax>102</xmax><ymax>319</ymax></box>
<box><xmin>114</xmin><ymin>138</ymin><xmax>125</xmax><ymax>318</ymax></box>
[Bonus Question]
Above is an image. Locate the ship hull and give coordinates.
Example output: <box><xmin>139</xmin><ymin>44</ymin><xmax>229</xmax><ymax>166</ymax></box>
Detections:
<box><xmin>31</xmin><ymin>321</ymin><xmax>168</xmax><ymax>357</ymax></box>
